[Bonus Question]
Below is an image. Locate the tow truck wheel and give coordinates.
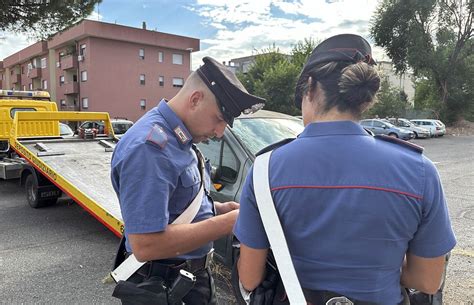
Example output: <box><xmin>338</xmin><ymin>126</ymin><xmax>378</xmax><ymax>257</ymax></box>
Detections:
<box><xmin>25</xmin><ymin>174</ymin><xmax>57</xmax><ymax>208</ymax></box>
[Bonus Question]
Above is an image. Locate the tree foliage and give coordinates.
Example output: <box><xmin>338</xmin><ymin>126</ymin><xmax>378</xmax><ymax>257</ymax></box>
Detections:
<box><xmin>0</xmin><ymin>0</ymin><xmax>101</xmax><ymax>39</ymax></box>
<box><xmin>365</xmin><ymin>79</ymin><xmax>410</xmax><ymax>118</ymax></box>
<box><xmin>237</xmin><ymin>39</ymin><xmax>317</xmax><ymax>115</ymax></box>
<box><xmin>371</xmin><ymin>0</ymin><xmax>473</xmax><ymax>123</ymax></box>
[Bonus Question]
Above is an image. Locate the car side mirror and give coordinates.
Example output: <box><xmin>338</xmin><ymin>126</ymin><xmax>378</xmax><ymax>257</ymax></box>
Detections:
<box><xmin>211</xmin><ymin>165</ymin><xmax>238</xmax><ymax>191</ymax></box>
<box><xmin>382</xmin><ymin>125</ymin><xmax>387</xmax><ymax>129</ymax></box>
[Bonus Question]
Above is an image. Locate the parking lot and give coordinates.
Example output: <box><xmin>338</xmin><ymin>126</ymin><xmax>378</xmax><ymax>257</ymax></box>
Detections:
<box><xmin>0</xmin><ymin>135</ymin><xmax>473</xmax><ymax>304</ymax></box>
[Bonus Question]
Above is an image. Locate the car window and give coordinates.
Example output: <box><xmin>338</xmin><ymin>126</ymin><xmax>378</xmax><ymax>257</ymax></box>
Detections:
<box><xmin>221</xmin><ymin>141</ymin><xmax>239</xmax><ymax>181</ymax></box>
<box><xmin>113</xmin><ymin>122</ymin><xmax>133</xmax><ymax>134</ymax></box>
<box><xmin>199</xmin><ymin>138</ymin><xmax>222</xmax><ymax>166</ymax></box>
<box><xmin>10</xmin><ymin>108</ymin><xmax>36</xmax><ymax>119</ymax></box>
<box><xmin>360</xmin><ymin>120</ymin><xmax>372</xmax><ymax>127</ymax></box>
<box><xmin>372</xmin><ymin>120</ymin><xmax>385</xmax><ymax>128</ymax></box>
<box><xmin>231</xmin><ymin>118</ymin><xmax>303</xmax><ymax>156</ymax></box>
<box><xmin>59</xmin><ymin>124</ymin><xmax>73</xmax><ymax>136</ymax></box>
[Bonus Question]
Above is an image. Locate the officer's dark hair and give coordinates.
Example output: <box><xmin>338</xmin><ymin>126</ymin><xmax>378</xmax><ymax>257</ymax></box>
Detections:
<box><xmin>298</xmin><ymin>61</ymin><xmax>380</xmax><ymax>117</ymax></box>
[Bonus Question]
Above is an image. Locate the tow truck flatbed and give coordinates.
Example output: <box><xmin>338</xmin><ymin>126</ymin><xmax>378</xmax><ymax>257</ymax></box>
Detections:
<box><xmin>9</xmin><ymin>111</ymin><xmax>124</xmax><ymax>236</ymax></box>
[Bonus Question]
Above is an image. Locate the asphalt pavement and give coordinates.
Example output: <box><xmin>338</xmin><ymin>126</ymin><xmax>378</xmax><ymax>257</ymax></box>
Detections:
<box><xmin>0</xmin><ymin>135</ymin><xmax>473</xmax><ymax>304</ymax></box>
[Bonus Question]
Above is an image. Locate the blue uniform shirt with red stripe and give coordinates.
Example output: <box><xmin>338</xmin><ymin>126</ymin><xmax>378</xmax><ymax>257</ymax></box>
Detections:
<box><xmin>233</xmin><ymin>120</ymin><xmax>456</xmax><ymax>305</ymax></box>
<box><xmin>111</xmin><ymin>100</ymin><xmax>214</xmax><ymax>259</ymax></box>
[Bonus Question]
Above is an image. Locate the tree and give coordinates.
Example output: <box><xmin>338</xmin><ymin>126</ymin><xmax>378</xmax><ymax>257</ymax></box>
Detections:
<box><xmin>371</xmin><ymin>0</ymin><xmax>473</xmax><ymax>123</ymax></box>
<box><xmin>365</xmin><ymin>79</ymin><xmax>410</xmax><ymax>118</ymax></box>
<box><xmin>0</xmin><ymin>0</ymin><xmax>101</xmax><ymax>39</ymax></box>
<box><xmin>237</xmin><ymin>39</ymin><xmax>316</xmax><ymax>115</ymax></box>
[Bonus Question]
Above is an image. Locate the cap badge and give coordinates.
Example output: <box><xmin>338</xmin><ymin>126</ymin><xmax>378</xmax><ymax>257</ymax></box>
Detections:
<box><xmin>243</xmin><ymin>103</ymin><xmax>265</xmax><ymax>115</ymax></box>
<box><xmin>174</xmin><ymin>126</ymin><xmax>189</xmax><ymax>144</ymax></box>
<box><xmin>211</xmin><ymin>81</ymin><xmax>216</xmax><ymax>86</ymax></box>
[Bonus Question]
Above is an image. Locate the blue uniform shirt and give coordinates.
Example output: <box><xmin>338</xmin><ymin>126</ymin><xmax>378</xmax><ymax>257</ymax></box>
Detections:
<box><xmin>111</xmin><ymin>100</ymin><xmax>214</xmax><ymax>259</ymax></box>
<box><xmin>234</xmin><ymin>121</ymin><xmax>456</xmax><ymax>305</ymax></box>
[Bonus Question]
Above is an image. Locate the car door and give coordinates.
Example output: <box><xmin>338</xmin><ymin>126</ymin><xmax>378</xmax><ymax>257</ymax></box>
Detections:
<box><xmin>197</xmin><ymin>133</ymin><xmax>245</xmax><ymax>203</ymax></box>
<box><xmin>372</xmin><ymin>120</ymin><xmax>389</xmax><ymax>135</ymax></box>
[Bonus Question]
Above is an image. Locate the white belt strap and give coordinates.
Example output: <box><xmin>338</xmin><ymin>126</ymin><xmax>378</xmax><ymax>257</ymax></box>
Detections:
<box><xmin>111</xmin><ymin>147</ymin><xmax>206</xmax><ymax>283</ymax></box>
<box><xmin>253</xmin><ymin>151</ymin><xmax>307</xmax><ymax>305</ymax></box>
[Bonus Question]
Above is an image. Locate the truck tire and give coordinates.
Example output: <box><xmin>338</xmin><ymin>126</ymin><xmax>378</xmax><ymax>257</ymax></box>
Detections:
<box><xmin>25</xmin><ymin>174</ymin><xmax>58</xmax><ymax>208</ymax></box>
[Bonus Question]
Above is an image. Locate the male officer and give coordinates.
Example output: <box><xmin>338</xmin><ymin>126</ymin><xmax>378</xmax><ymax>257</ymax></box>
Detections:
<box><xmin>111</xmin><ymin>56</ymin><xmax>265</xmax><ymax>304</ymax></box>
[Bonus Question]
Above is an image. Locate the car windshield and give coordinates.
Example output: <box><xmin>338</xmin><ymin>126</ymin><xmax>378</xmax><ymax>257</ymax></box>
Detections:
<box><xmin>113</xmin><ymin>122</ymin><xmax>133</xmax><ymax>134</ymax></box>
<box><xmin>59</xmin><ymin>124</ymin><xmax>73</xmax><ymax>136</ymax></box>
<box><xmin>231</xmin><ymin>117</ymin><xmax>304</xmax><ymax>155</ymax></box>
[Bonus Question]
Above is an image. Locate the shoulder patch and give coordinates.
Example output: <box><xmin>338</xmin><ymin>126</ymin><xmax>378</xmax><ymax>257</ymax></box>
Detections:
<box><xmin>146</xmin><ymin>124</ymin><xmax>168</xmax><ymax>149</ymax></box>
<box><xmin>255</xmin><ymin>138</ymin><xmax>295</xmax><ymax>156</ymax></box>
<box><xmin>374</xmin><ymin>135</ymin><xmax>423</xmax><ymax>154</ymax></box>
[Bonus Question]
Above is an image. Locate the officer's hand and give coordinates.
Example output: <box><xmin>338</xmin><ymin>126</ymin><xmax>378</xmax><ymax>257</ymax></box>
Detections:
<box><xmin>215</xmin><ymin>201</ymin><xmax>240</xmax><ymax>215</ymax></box>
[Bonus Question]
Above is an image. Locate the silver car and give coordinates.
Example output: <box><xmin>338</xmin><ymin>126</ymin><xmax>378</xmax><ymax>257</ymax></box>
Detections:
<box><xmin>410</xmin><ymin>119</ymin><xmax>446</xmax><ymax>137</ymax></box>
<box><xmin>387</xmin><ymin>118</ymin><xmax>431</xmax><ymax>139</ymax></box>
<box><xmin>360</xmin><ymin>119</ymin><xmax>414</xmax><ymax>140</ymax></box>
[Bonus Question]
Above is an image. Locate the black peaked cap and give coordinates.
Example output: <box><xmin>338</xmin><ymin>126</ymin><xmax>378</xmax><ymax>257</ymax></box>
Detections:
<box><xmin>197</xmin><ymin>56</ymin><xmax>265</xmax><ymax>126</ymax></box>
<box><xmin>294</xmin><ymin>34</ymin><xmax>376</xmax><ymax>109</ymax></box>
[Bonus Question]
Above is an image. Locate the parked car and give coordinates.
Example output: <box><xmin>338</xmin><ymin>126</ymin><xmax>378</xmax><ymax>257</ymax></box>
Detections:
<box><xmin>76</xmin><ymin>119</ymin><xmax>134</xmax><ymax>139</ymax></box>
<box><xmin>410</xmin><ymin>119</ymin><xmax>446</xmax><ymax>137</ymax></box>
<box><xmin>111</xmin><ymin>119</ymin><xmax>134</xmax><ymax>139</ymax></box>
<box><xmin>387</xmin><ymin>118</ymin><xmax>431</xmax><ymax>139</ymax></box>
<box><xmin>359</xmin><ymin>119</ymin><xmax>414</xmax><ymax>140</ymax></box>
<box><xmin>197</xmin><ymin>110</ymin><xmax>304</xmax><ymax>265</ymax></box>
<box><xmin>59</xmin><ymin>123</ymin><xmax>75</xmax><ymax>137</ymax></box>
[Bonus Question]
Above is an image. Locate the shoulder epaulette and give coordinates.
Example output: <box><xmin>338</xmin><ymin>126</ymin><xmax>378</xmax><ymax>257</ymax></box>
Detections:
<box><xmin>374</xmin><ymin>135</ymin><xmax>423</xmax><ymax>154</ymax></box>
<box><xmin>145</xmin><ymin>124</ymin><xmax>168</xmax><ymax>149</ymax></box>
<box><xmin>255</xmin><ymin>138</ymin><xmax>295</xmax><ymax>156</ymax></box>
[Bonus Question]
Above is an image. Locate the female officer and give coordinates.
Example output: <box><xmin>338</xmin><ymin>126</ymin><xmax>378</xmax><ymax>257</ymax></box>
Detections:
<box><xmin>233</xmin><ymin>34</ymin><xmax>456</xmax><ymax>305</ymax></box>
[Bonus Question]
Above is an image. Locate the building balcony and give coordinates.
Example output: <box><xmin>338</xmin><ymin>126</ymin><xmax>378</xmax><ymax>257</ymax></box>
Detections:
<box><xmin>11</xmin><ymin>74</ymin><xmax>21</xmax><ymax>84</ymax></box>
<box><xmin>60</xmin><ymin>105</ymin><xmax>80</xmax><ymax>111</ymax></box>
<box><xmin>61</xmin><ymin>55</ymin><xmax>77</xmax><ymax>70</ymax></box>
<box><xmin>63</xmin><ymin>82</ymin><xmax>79</xmax><ymax>95</ymax></box>
<box><xmin>28</xmin><ymin>68</ymin><xmax>42</xmax><ymax>79</ymax></box>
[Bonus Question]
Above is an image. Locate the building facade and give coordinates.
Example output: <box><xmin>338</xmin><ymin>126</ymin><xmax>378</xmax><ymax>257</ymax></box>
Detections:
<box><xmin>0</xmin><ymin>20</ymin><xmax>199</xmax><ymax>122</ymax></box>
<box><xmin>376</xmin><ymin>61</ymin><xmax>415</xmax><ymax>106</ymax></box>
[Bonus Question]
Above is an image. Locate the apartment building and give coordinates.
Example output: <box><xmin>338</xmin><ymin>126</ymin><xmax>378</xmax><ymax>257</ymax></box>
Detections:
<box><xmin>0</xmin><ymin>20</ymin><xmax>199</xmax><ymax>122</ymax></box>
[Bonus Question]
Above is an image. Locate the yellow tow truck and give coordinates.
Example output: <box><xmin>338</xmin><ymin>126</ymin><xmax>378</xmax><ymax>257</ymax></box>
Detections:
<box><xmin>0</xmin><ymin>90</ymin><xmax>123</xmax><ymax>237</ymax></box>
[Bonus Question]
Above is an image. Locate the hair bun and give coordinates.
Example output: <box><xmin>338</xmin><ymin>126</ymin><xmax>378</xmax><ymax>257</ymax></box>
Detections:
<box><xmin>339</xmin><ymin>62</ymin><xmax>380</xmax><ymax>106</ymax></box>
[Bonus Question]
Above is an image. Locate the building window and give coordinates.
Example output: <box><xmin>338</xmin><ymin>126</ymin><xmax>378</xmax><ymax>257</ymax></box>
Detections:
<box><xmin>29</xmin><ymin>83</ymin><xmax>33</xmax><ymax>90</ymax></box>
<box><xmin>41</xmin><ymin>58</ymin><xmax>47</xmax><ymax>69</ymax></box>
<box><xmin>139</xmin><ymin>48</ymin><xmax>145</xmax><ymax>60</ymax></box>
<box><xmin>158</xmin><ymin>51</ymin><xmax>163</xmax><ymax>63</ymax></box>
<box><xmin>172</xmin><ymin>53</ymin><xmax>183</xmax><ymax>65</ymax></box>
<box><xmin>21</xmin><ymin>66</ymin><xmax>25</xmax><ymax>74</ymax></box>
<box><xmin>82</xmin><ymin>97</ymin><xmax>89</xmax><ymax>109</ymax></box>
<box><xmin>159</xmin><ymin>76</ymin><xmax>164</xmax><ymax>87</ymax></box>
<box><xmin>172</xmin><ymin>77</ymin><xmax>184</xmax><ymax>88</ymax></box>
<box><xmin>80</xmin><ymin>44</ymin><xmax>86</xmax><ymax>56</ymax></box>
<box><xmin>42</xmin><ymin>80</ymin><xmax>47</xmax><ymax>90</ymax></box>
<box><xmin>59</xmin><ymin>75</ymin><xmax>65</xmax><ymax>85</ymax></box>
<box><xmin>22</xmin><ymin>85</ymin><xmax>26</xmax><ymax>91</ymax></box>
<box><xmin>81</xmin><ymin>70</ymin><xmax>88</xmax><ymax>82</ymax></box>
<box><xmin>140</xmin><ymin>74</ymin><xmax>146</xmax><ymax>85</ymax></box>
<box><xmin>140</xmin><ymin>99</ymin><xmax>146</xmax><ymax>110</ymax></box>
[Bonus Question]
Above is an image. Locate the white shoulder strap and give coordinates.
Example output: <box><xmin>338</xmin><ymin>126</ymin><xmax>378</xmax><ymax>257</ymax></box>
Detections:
<box><xmin>253</xmin><ymin>151</ymin><xmax>307</xmax><ymax>305</ymax></box>
<box><xmin>111</xmin><ymin>148</ymin><xmax>205</xmax><ymax>282</ymax></box>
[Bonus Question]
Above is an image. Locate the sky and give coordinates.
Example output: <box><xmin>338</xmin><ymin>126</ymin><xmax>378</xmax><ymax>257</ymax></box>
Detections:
<box><xmin>0</xmin><ymin>0</ymin><xmax>389</xmax><ymax>70</ymax></box>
